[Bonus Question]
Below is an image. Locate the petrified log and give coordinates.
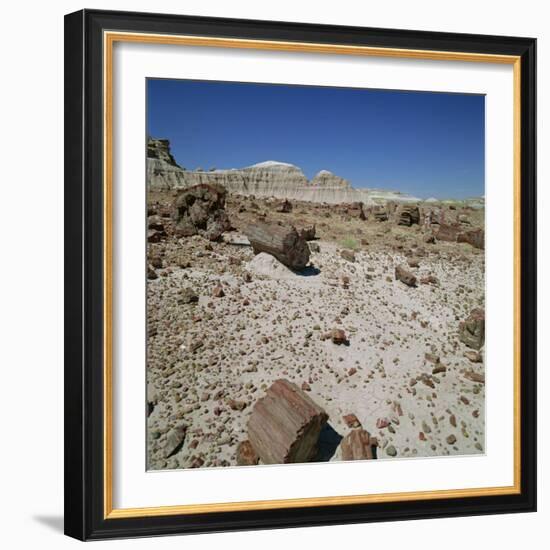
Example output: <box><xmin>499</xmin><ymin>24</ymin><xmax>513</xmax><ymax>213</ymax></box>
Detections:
<box><xmin>340</xmin><ymin>429</ymin><xmax>376</xmax><ymax>460</ymax></box>
<box><xmin>459</xmin><ymin>308</ymin><xmax>485</xmax><ymax>350</ymax></box>
<box><xmin>396</xmin><ymin>204</ymin><xmax>420</xmax><ymax>226</ymax></box>
<box><xmin>395</xmin><ymin>265</ymin><xmax>417</xmax><ymax>287</ymax></box>
<box><xmin>247</xmin><ymin>379</ymin><xmax>329</xmax><ymax>464</ymax></box>
<box><xmin>244</xmin><ymin>222</ymin><xmax>310</xmax><ymax>270</ymax></box>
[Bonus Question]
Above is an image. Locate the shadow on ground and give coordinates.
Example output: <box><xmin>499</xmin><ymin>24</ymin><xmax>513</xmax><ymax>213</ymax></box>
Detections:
<box><xmin>33</xmin><ymin>515</ymin><xmax>64</xmax><ymax>533</ymax></box>
<box><xmin>295</xmin><ymin>265</ymin><xmax>321</xmax><ymax>277</ymax></box>
<box><xmin>315</xmin><ymin>423</ymin><xmax>343</xmax><ymax>461</ymax></box>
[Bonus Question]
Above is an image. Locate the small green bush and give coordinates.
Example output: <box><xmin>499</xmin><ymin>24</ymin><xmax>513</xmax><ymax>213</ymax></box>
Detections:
<box><xmin>340</xmin><ymin>236</ymin><xmax>359</xmax><ymax>250</ymax></box>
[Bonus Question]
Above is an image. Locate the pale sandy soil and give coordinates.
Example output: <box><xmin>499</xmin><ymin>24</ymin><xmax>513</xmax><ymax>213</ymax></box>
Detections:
<box><xmin>146</xmin><ymin>198</ymin><xmax>485</xmax><ymax>470</ymax></box>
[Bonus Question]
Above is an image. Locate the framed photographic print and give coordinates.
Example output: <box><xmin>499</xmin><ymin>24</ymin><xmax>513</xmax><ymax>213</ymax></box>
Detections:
<box><xmin>64</xmin><ymin>9</ymin><xmax>537</xmax><ymax>541</ymax></box>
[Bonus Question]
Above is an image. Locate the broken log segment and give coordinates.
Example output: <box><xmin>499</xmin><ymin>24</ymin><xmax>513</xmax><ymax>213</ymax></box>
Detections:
<box><xmin>340</xmin><ymin>429</ymin><xmax>376</xmax><ymax>460</ymax></box>
<box><xmin>247</xmin><ymin>379</ymin><xmax>329</xmax><ymax>464</ymax></box>
<box><xmin>244</xmin><ymin>222</ymin><xmax>310</xmax><ymax>270</ymax></box>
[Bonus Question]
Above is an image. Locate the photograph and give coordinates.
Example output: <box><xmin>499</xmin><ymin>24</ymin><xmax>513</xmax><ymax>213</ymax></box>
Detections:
<box><xmin>145</xmin><ymin>79</ymin><xmax>487</xmax><ymax>471</ymax></box>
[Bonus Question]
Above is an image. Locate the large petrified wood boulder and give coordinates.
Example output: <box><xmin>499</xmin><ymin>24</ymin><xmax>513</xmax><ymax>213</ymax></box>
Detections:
<box><xmin>244</xmin><ymin>222</ymin><xmax>310</xmax><ymax>270</ymax></box>
<box><xmin>396</xmin><ymin>204</ymin><xmax>420</xmax><ymax>226</ymax></box>
<box><xmin>459</xmin><ymin>308</ymin><xmax>485</xmax><ymax>350</ymax></box>
<box><xmin>340</xmin><ymin>429</ymin><xmax>377</xmax><ymax>460</ymax></box>
<box><xmin>171</xmin><ymin>183</ymin><xmax>231</xmax><ymax>241</ymax></box>
<box><xmin>247</xmin><ymin>379</ymin><xmax>329</xmax><ymax>464</ymax></box>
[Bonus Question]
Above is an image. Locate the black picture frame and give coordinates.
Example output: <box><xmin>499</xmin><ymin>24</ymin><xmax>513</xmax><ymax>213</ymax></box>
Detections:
<box><xmin>64</xmin><ymin>8</ymin><xmax>537</xmax><ymax>541</ymax></box>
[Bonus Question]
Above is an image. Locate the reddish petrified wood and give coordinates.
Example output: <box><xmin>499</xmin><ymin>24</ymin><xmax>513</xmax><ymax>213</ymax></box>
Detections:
<box><xmin>236</xmin><ymin>440</ymin><xmax>260</xmax><ymax>466</ymax></box>
<box><xmin>435</xmin><ymin>222</ymin><xmax>463</xmax><ymax>242</ymax></box>
<box><xmin>340</xmin><ymin>429</ymin><xmax>376</xmax><ymax>460</ymax></box>
<box><xmin>457</xmin><ymin>228</ymin><xmax>485</xmax><ymax>249</ymax></box>
<box><xmin>247</xmin><ymin>379</ymin><xmax>328</xmax><ymax>464</ymax></box>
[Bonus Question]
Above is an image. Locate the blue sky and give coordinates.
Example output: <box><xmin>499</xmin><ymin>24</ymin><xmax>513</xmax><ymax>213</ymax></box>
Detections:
<box><xmin>147</xmin><ymin>79</ymin><xmax>485</xmax><ymax>199</ymax></box>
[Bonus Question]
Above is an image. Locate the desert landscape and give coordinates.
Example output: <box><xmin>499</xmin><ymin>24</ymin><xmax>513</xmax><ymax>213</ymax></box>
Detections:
<box><xmin>146</xmin><ymin>138</ymin><xmax>486</xmax><ymax>470</ymax></box>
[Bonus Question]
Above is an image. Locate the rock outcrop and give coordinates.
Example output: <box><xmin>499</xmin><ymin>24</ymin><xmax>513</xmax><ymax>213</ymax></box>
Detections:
<box><xmin>160</xmin><ymin>160</ymin><xmax>310</xmax><ymax>198</ymax></box>
<box><xmin>147</xmin><ymin>138</ymin><xmax>180</xmax><ymax>166</ymax></box>
<box><xmin>147</xmin><ymin>139</ymin><xmax>189</xmax><ymax>191</ymax></box>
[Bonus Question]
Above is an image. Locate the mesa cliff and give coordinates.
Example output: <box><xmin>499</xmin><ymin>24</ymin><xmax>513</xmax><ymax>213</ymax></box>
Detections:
<box><xmin>146</xmin><ymin>138</ymin><xmax>422</xmax><ymax>206</ymax></box>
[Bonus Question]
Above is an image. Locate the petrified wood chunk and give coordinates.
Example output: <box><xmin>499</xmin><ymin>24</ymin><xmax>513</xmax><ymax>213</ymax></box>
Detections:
<box><xmin>396</xmin><ymin>205</ymin><xmax>420</xmax><ymax>226</ymax></box>
<box><xmin>172</xmin><ymin>183</ymin><xmax>231</xmax><ymax>239</ymax></box>
<box><xmin>162</xmin><ymin>425</ymin><xmax>187</xmax><ymax>458</ymax></box>
<box><xmin>244</xmin><ymin>222</ymin><xmax>310</xmax><ymax>270</ymax></box>
<box><xmin>459</xmin><ymin>308</ymin><xmax>485</xmax><ymax>350</ymax></box>
<box><xmin>457</xmin><ymin>228</ymin><xmax>485</xmax><ymax>250</ymax></box>
<box><xmin>236</xmin><ymin>440</ymin><xmax>259</xmax><ymax>466</ymax></box>
<box><xmin>340</xmin><ymin>249</ymin><xmax>356</xmax><ymax>263</ymax></box>
<box><xmin>276</xmin><ymin>199</ymin><xmax>293</xmax><ymax>213</ymax></box>
<box><xmin>340</xmin><ymin>429</ymin><xmax>376</xmax><ymax>460</ymax></box>
<box><xmin>435</xmin><ymin>222</ymin><xmax>463</xmax><ymax>242</ymax></box>
<box><xmin>395</xmin><ymin>265</ymin><xmax>417</xmax><ymax>287</ymax></box>
<box><xmin>299</xmin><ymin>224</ymin><xmax>316</xmax><ymax>241</ymax></box>
<box><xmin>344</xmin><ymin>202</ymin><xmax>366</xmax><ymax>220</ymax></box>
<box><xmin>247</xmin><ymin>379</ymin><xmax>328</xmax><ymax>464</ymax></box>
<box><xmin>373</xmin><ymin>208</ymin><xmax>388</xmax><ymax>222</ymax></box>
<box><xmin>464</xmin><ymin>370</ymin><xmax>485</xmax><ymax>384</ymax></box>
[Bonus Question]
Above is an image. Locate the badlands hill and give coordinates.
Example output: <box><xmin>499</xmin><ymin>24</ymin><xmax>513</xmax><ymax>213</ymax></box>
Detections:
<box><xmin>147</xmin><ymin>138</ymin><xmax>422</xmax><ymax>206</ymax></box>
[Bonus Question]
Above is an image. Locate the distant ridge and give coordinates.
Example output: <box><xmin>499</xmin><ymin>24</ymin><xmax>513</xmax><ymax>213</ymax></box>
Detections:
<box><xmin>147</xmin><ymin>137</ymin><xmax>427</xmax><ymax>205</ymax></box>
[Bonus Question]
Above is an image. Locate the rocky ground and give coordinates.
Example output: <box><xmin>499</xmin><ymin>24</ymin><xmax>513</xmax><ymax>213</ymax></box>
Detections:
<box><xmin>146</xmin><ymin>191</ymin><xmax>486</xmax><ymax>470</ymax></box>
